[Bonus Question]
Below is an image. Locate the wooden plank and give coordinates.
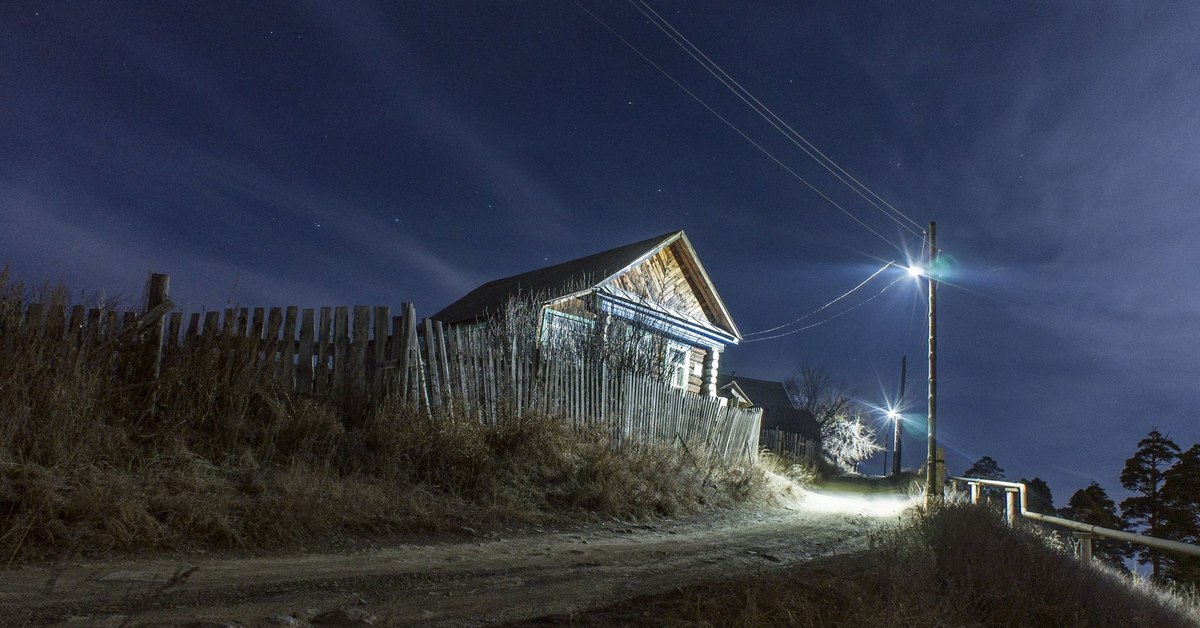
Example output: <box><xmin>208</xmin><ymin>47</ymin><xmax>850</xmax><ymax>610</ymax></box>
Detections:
<box><xmin>251</xmin><ymin>307</ymin><xmax>265</xmax><ymax>339</ymax></box>
<box><xmin>165</xmin><ymin>312</ymin><xmax>181</xmax><ymax>354</ymax></box>
<box><xmin>484</xmin><ymin>338</ymin><xmax>496</xmax><ymax>423</ymax></box>
<box><xmin>100</xmin><ymin>310</ymin><xmax>117</xmax><ymax>343</ymax></box>
<box><xmin>45</xmin><ymin>304</ymin><xmax>66</xmax><ymax>341</ymax></box>
<box><xmin>372</xmin><ymin>306</ymin><xmax>389</xmax><ymax>402</ymax></box>
<box><xmin>265</xmin><ymin>307</ymin><xmax>283</xmax><ymax>374</ymax></box>
<box><xmin>24</xmin><ymin>303</ymin><xmax>46</xmax><ymax>338</ymax></box>
<box><xmin>236</xmin><ymin>308</ymin><xmax>249</xmax><ymax>338</ymax></box>
<box><xmin>297</xmin><ymin>308</ymin><xmax>315</xmax><ymax>394</ymax></box>
<box><xmin>400</xmin><ymin>304</ymin><xmax>418</xmax><ymax>404</ymax></box>
<box><xmin>434</xmin><ymin>320</ymin><xmax>453</xmax><ymax>411</ymax></box>
<box><xmin>203</xmin><ymin>311</ymin><xmax>220</xmax><ymax>346</ymax></box>
<box><xmin>350</xmin><ymin>305</ymin><xmax>370</xmax><ymax>404</ymax></box>
<box><xmin>388</xmin><ymin>314</ymin><xmax>404</xmax><ymax>401</ymax></box>
<box><xmin>84</xmin><ymin>308</ymin><xmax>102</xmax><ymax>345</ymax></box>
<box><xmin>250</xmin><ymin>307</ymin><xmax>265</xmax><ymax>365</ymax></box>
<box><xmin>316</xmin><ymin>307</ymin><xmax>332</xmax><ymax>395</ymax></box>
<box><xmin>144</xmin><ymin>273</ymin><xmax>170</xmax><ymax>378</ymax></box>
<box><xmin>184</xmin><ymin>313</ymin><xmax>200</xmax><ymax>350</ymax></box>
<box><xmin>332</xmin><ymin>306</ymin><xmax>349</xmax><ymax>400</ymax></box>
<box><xmin>281</xmin><ymin>306</ymin><xmax>298</xmax><ymax>390</ymax></box>
<box><xmin>66</xmin><ymin>304</ymin><xmax>84</xmax><ymax>343</ymax></box>
<box><xmin>222</xmin><ymin>308</ymin><xmax>235</xmax><ymax>336</ymax></box>
<box><xmin>422</xmin><ymin>318</ymin><xmax>441</xmax><ymax>410</ymax></box>
<box><xmin>122</xmin><ymin>311</ymin><xmax>137</xmax><ymax>336</ymax></box>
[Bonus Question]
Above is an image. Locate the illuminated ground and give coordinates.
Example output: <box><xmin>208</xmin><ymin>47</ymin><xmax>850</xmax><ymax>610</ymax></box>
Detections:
<box><xmin>1</xmin><ymin>487</ymin><xmax>913</xmax><ymax>626</ymax></box>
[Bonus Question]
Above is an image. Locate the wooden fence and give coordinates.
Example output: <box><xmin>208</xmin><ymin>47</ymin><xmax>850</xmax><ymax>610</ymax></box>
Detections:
<box><xmin>162</xmin><ymin>301</ymin><xmax>425</xmax><ymax>408</ymax></box>
<box><xmin>418</xmin><ymin>323</ymin><xmax>762</xmax><ymax>462</ymax></box>
<box><xmin>759</xmin><ymin>426</ymin><xmax>817</xmax><ymax>466</ymax></box>
<box><xmin>6</xmin><ymin>273</ymin><xmax>762</xmax><ymax>463</ymax></box>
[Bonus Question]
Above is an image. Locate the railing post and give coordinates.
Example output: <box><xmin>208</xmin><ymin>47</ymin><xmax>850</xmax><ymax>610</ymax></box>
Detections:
<box><xmin>1005</xmin><ymin>488</ymin><xmax>1018</xmax><ymax>526</ymax></box>
<box><xmin>970</xmin><ymin>482</ymin><xmax>980</xmax><ymax>505</ymax></box>
<box><xmin>1075</xmin><ymin>533</ymin><xmax>1095</xmax><ymax>563</ymax></box>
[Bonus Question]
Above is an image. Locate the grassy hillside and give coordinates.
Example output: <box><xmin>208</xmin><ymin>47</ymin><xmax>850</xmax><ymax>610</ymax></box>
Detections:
<box><xmin>0</xmin><ymin>273</ymin><xmax>778</xmax><ymax>563</ymax></box>
<box><xmin>520</xmin><ymin>502</ymin><xmax>1200</xmax><ymax>627</ymax></box>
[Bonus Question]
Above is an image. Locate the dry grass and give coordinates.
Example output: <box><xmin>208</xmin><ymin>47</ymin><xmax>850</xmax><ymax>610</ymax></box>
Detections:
<box><xmin>530</xmin><ymin>503</ymin><xmax>1200</xmax><ymax>627</ymax></box>
<box><xmin>0</xmin><ymin>271</ymin><xmax>773</xmax><ymax>563</ymax></box>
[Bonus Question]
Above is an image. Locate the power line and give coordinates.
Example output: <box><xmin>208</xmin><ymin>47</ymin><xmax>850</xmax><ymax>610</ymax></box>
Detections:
<box><xmin>628</xmin><ymin>0</ymin><xmax>926</xmax><ymax>237</ymax></box>
<box><xmin>745</xmin><ymin>260</ymin><xmax>895</xmax><ymax>336</ymax></box>
<box><xmin>743</xmin><ymin>274</ymin><xmax>906</xmax><ymax>342</ymax></box>
<box><xmin>574</xmin><ymin>1</ymin><xmax>907</xmax><ymax>255</ymax></box>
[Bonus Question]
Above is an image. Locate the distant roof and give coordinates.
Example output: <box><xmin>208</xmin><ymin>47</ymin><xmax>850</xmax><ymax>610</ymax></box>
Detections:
<box><xmin>716</xmin><ymin>373</ymin><xmax>820</xmax><ymax>438</ymax></box>
<box><xmin>432</xmin><ymin>230</ymin><xmax>739</xmax><ymax>338</ymax></box>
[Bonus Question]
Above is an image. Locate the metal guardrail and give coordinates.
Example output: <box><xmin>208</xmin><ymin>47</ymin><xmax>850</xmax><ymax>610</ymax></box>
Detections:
<box><xmin>951</xmin><ymin>476</ymin><xmax>1200</xmax><ymax>562</ymax></box>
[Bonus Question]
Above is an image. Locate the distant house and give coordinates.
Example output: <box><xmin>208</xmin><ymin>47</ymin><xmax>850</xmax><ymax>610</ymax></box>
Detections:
<box><xmin>431</xmin><ymin>230</ymin><xmax>741</xmax><ymax>396</ymax></box>
<box><xmin>718</xmin><ymin>373</ymin><xmax>820</xmax><ymax>462</ymax></box>
<box><xmin>716</xmin><ymin>374</ymin><xmax>819</xmax><ymax>439</ymax></box>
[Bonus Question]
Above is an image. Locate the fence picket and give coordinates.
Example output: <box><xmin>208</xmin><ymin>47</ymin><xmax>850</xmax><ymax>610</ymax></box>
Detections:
<box><xmin>372</xmin><ymin>306</ymin><xmax>389</xmax><ymax>402</ymax></box>
<box><xmin>281</xmin><ymin>306</ymin><xmax>298</xmax><ymax>390</ymax></box>
<box><xmin>350</xmin><ymin>305</ymin><xmax>369</xmax><ymax>404</ymax></box>
<box><xmin>297</xmin><ymin>308</ymin><xmax>315</xmax><ymax>394</ymax></box>
<box><xmin>316</xmin><ymin>307</ymin><xmax>332</xmax><ymax>395</ymax></box>
<box><xmin>333</xmin><ymin>307</ymin><xmax>349</xmax><ymax>400</ymax></box>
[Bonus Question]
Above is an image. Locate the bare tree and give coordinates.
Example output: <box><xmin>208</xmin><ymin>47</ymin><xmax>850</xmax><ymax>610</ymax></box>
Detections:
<box><xmin>785</xmin><ymin>365</ymin><xmax>881</xmax><ymax>474</ymax></box>
<box><xmin>785</xmin><ymin>365</ymin><xmax>852</xmax><ymax>425</ymax></box>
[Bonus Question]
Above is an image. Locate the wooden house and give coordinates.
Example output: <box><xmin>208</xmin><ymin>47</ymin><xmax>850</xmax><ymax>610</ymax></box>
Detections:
<box><xmin>718</xmin><ymin>373</ymin><xmax>820</xmax><ymax>463</ymax></box>
<box><xmin>431</xmin><ymin>230</ymin><xmax>741</xmax><ymax>396</ymax></box>
<box><xmin>716</xmin><ymin>374</ymin><xmax>819</xmax><ymax>439</ymax></box>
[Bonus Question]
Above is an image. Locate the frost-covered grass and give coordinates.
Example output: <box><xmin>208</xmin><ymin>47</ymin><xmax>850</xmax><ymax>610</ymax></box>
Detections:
<box><xmin>0</xmin><ymin>270</ymin><xmax>776</xmax><ymax>562</ymax></box>
<box><xmin>528</xmin><ymin>502</ymin><xmax>1200</xmax><ymax>627</ymax></box>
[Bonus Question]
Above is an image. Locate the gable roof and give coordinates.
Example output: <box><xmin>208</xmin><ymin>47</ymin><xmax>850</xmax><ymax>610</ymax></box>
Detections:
<box><xmin>716</xmin><ymin>373</ymin><xmax>820</xmax><ymax>439</ymax></box>
<box><xmin>432</xmin><ymin>230</ymin><xmax>740</xmax><ymax>339</ymax></box>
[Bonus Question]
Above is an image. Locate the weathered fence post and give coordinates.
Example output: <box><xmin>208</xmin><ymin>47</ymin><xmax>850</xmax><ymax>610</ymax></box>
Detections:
<box><xmin>1005</xmin><ymin>488</ymin><xmax>1019</xmax><ymax>527</ymax></box>
<box><xmin>145</xmin><ymin>273</ymin><xmax>170</xmax><ymax>378</ymax></box>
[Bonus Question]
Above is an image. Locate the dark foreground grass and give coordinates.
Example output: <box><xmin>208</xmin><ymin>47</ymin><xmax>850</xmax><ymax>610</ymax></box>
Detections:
<box><xmin>523</xmin><ymin>503</ymin><xmax>1199</xmax><ymax>627</ymax></box>
<box><xmin>0</xmin><ymin>273</ymin><xmax>772</xmax><ymax>563</ymax></box>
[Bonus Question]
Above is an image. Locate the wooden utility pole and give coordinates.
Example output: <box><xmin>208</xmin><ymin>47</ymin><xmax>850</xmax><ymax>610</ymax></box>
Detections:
<box><xmin>925</xmin><ymin>221</ymin><xmax>941</xmax><ymax>505</ymax></box>
<box><xmin>892</xmin><ymin>354</ymin><xmax>906</xmax><ymax>476</ymax></box>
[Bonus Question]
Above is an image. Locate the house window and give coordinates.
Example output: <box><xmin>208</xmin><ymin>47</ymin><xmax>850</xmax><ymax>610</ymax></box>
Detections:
<box><xmin>666</xmin><ymin>342</ymin><xmax>691</xmax><ymax>389</ymax></box>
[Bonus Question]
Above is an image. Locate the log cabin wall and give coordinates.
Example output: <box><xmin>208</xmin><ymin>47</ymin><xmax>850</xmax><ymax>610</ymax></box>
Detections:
<box><xmin>688</xmin><ymin>346</ymin><xmax>705</xmax><ymax>395</ymax></box>
<box><xmin>609</xmin><ymin>244</ymin><xmax>714</xmax><ymax>323</ymax></box>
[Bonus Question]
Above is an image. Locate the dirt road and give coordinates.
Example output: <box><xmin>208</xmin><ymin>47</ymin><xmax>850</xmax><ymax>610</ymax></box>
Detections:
<box><xmin>1</xmin><ymin>490</ymin><xmax>912</xmax><ymax>626</ymax></box>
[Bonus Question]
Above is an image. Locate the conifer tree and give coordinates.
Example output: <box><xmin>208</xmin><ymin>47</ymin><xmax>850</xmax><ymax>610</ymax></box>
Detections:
<box><xmin>1161</xmin><ymin>443</ymin><xmax>1200</xmax><ymax>585</ymax></box>
<box><xmin>1120</xmin><ymin>429</ymin><xmax>1180</xmax><ymax>579</ymax></box>
<box><xmin>963</xmin><ymin>456</ymin><xmax>1005</xmax><ymax>503</ymax></box>
<box><xmin>1060</xmin><ymin>481</ymin><xmax>1129</xmax><ymax>570</ymax></box>
<box><xmin>964</xmin><ymin>455</ymin><xmax>1004</xmax><ymax>480</ymax></box>
<box><xmin>1020</xmin><ymin>477</ymin><xmax>1053</xmax><ymax>514</ymax></box>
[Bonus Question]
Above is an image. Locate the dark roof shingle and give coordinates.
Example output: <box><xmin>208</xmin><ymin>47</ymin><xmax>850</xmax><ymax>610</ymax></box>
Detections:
<box><xmin>432</xmin><ymin>231</ymin><xmax>680</xmax><ymax>324</ymax></box>
<box><xmin>716</xmin><ymin>374</ymin><xmax>820</xmax><ymax>439</ymax></box>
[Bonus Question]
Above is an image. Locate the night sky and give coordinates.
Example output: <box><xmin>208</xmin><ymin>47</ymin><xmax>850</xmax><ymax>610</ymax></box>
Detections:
<box><xmin>4</xmin><ymin>2</ymin><xmax>1199</xmax><ymax>506</ymax></box>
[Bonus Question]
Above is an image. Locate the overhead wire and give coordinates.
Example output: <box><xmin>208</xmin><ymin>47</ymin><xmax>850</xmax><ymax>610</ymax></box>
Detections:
<box><xmin>574</xmin><ymin>1</ymin><xmax>907</xmax><ymax>255</ymax></box>
<box><xmin>742</xmin><ymin>274</ymin><xmax>906</xmax><ymax>342</ymax></box>
<box><xmin>628</xmin><ymin>0</ymin><xmax>925</xmax><ymax>238</ymax></box>
<box><xmin>745</xmin><ymin>260</ymin><xmax>895</xmax><ymax>336</ymax></box>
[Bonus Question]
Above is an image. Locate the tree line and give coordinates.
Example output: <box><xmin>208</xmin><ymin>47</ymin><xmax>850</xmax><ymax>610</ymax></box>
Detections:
<box><xmin>963</xmin><ymin>428</ymin><xmax>1200</xmax><ymax>586</ymax></box>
